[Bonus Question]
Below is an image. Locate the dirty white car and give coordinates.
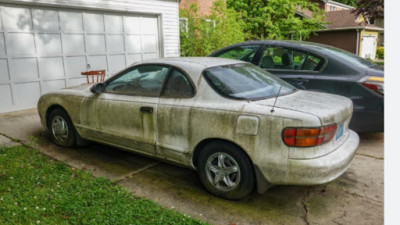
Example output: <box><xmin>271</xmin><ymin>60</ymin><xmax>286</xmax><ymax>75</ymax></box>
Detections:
<box><xmin>38</xmin><ymin>57</ymin><xmax>359</xmax><ymax>200</ymax></box>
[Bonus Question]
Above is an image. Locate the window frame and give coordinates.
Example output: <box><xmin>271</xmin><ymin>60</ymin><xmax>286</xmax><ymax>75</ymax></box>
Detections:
<box><xmin>160</xmin><ymin>66</ymin><xmax>197</xmax><ymax>99</ymax></box>
<box><xmin>256</xmin><ymin>45</ymin><xmax>328</xmax><ymax>73</ymax></box>
<box><xmin>211</xmin><ymin>44</ymin><xmax>264</xmax><ymax>64</ymax></box>
<box><xmin>103</xmin><ymin>63</ymin><xmax>196</xmax><ymax>99</ymax></box>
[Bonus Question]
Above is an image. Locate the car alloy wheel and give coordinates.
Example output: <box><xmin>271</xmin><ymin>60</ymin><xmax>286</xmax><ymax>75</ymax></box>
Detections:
<box><xmin>198</xmin><ymin>141</ymin><xmax>255</xmax><ymax>200</ymax></box>
<box><xmin>205</xmin><ymin>152</ymin><xmax>241</xmax><ymax>192</ymax></box>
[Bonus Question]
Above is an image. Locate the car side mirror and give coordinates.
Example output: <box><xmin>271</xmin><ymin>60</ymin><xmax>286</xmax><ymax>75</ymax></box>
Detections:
<box><xmin>90</xmin><ymin>83</ymin><xmax>105</xmax><ymax>94</ymax></box>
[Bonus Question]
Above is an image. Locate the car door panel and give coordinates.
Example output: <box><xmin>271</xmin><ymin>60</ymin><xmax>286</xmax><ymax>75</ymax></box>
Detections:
<box><xmin>79</xmin><ymin>93</ymin><xmax>158</xmax><ymax>155</ymax></box>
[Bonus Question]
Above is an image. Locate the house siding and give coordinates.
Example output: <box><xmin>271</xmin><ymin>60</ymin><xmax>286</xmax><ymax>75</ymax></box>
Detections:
<box><xmin>308</xmin><ymin>30</ymin><xmax>358</xmax><ymax>54</ymax></box>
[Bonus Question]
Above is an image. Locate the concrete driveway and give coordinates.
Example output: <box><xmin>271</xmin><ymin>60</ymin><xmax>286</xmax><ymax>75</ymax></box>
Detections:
<box><xmin>0</xmin><ymin>109</ymin><xmax>384</xmax><ymax>225</ymax></box>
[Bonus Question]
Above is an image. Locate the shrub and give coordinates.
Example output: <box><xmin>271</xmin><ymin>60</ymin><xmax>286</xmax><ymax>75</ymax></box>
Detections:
<box><xmin>376</xmin><ymin>46</ymin><xmax>384</xmax><ymax>59</ymax></box>
<box><xmin>179</xmin><ymin>0</ymin><xmax>247</xmax><ymax>56</ymax></box>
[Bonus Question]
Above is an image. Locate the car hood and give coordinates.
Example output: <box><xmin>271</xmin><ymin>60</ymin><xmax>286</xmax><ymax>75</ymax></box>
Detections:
<box><xmin>254</xmin><ymin>90</ymin><xmax>353</xmax><ymax>126</ymax></box>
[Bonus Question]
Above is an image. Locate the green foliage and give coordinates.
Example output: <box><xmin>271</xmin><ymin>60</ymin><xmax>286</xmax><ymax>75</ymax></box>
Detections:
<box><xmin>0</xmin><ymin>146</ymin><xmax>208</xmax><ymax>225</ymax></box>
<box><xmin>180</xmin><ymin>0</ymin><xmax>246</xmax><ymax>56</ymax></box>
<box><xmin>376</xmin><ymin>46</ymin><xmax>384</xmax><ymax>59</ymax></box>
<box><xmin>226</xmin><ymin>0</ymin><xmax>326</xmax><ymax>40</ymax></box>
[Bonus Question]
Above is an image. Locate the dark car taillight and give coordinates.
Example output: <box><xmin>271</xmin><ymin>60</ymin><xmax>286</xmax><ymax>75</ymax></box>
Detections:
<box><xmin>361</xmin><ymin>76</ymin><xmax>384</xmax><ymax>95</ymax></box>
<box><xmin>282</xmin><ymin>124</ymin><xmax>337</xmax><ymax>147</ymax></box>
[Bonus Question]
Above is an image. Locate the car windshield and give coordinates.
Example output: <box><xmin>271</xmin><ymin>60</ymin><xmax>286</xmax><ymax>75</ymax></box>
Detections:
<box><xmin>319</xmin><ymin>45</ymin><xmax>380</xmax><ymax>69</ymax></box>
<box><xmin>203</xmin><ymin>63</ymin><xmax>296</xmax><ymax>100</ymax></box>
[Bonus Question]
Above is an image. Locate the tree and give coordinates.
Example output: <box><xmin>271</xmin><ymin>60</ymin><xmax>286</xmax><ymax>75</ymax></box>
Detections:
<box><xmin>180</xmin><ymin>0</ymin><xmax>247</xmax><ymax>56</ymax></box>
<box><xmin>352</xmin><ymin>0</ymin><xmax>384</xmax><ymax>20</ymax></box>
<box><xmin>226</xmin><ymin>0</ymin><xmax>326</xmax><ymax>40</ymax></box>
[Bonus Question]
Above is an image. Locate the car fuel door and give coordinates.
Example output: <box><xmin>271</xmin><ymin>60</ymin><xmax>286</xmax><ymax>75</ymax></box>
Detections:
<box><xmin>79</xmin><ymin>65</ymin><xmax>170</xmax><ymax>155</ymax></box>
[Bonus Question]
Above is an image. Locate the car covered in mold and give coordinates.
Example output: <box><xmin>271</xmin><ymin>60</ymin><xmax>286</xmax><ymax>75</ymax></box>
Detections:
<box><xmin>37</xmin><ymin>57</ymin><xmax>359</xmax><ymax>200</ymax></box>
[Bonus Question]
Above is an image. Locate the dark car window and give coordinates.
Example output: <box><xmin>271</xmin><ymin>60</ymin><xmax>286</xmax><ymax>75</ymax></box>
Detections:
<box><xmin>259</xmin><ymin>46</ymin><xmax>323</xmax><ymax>71</ymax></box>
<box><xmin>161</xmin><ymin>69</ymin><xmax>195</xmax><ymax>98</ymax></box>
<box><xmin>203</xmin><ymin>63</ymin><xmax>296</xmax><ymax>100</ymax></box>
<box><xmin>104</xmin><ymin>65</ymin><xmax>169</xmax><ymax>97</ymax></box>
<box><xmin>213</xmin><ymin>45</ymin><xmax>259</xmax><ymax>62</ymax></box>
<box><xmin>318</xmin><ymin>45</ymin><xmax>380</xmax><ymax>69</ymax></box>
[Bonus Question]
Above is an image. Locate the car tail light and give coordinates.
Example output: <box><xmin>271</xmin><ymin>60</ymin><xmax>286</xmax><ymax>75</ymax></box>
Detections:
<box><xmin>361</xmin><ymin>76</ymin><xmax>384</xmax><ymax>95</ymax></box>
<box><xmin>282</xmin><ymin>124</ymin><xmax>337</xmax><ymax>147</ymax></box>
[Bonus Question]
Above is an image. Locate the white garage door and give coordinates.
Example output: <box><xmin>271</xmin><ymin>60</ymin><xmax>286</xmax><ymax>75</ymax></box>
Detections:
<box><xmin>0</xmin><ymin>4</ymin><xmax>160</xmax><ymax>113</ymax></box>
<box><xmin>360</xmin><ymin>35</ymin><xmax>376</xmax><ymax>59</ymax></box>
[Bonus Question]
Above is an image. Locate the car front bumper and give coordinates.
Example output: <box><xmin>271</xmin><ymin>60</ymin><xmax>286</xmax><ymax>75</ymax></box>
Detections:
<box><xmin>285</xmin><ymin>130</ymin><xmax>359</xmax><ymax>185</ymax></box>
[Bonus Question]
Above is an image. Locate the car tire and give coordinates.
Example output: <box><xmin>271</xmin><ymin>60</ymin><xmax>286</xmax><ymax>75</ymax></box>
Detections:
<box><xmin>197</xmin><ymin>142</ymin><xmax>255</xmax><ymax>200</ymax></box>
<box><xmin>48</xmin><ymin>108</ymin><xmax>76</xmax><ymax>147</ymax></box>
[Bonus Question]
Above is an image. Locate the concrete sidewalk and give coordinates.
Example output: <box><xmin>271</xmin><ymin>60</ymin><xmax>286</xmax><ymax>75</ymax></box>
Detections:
<box><xmin>0</xmin><ymin>109</ymin><xmax>384</xmax><ymax>225</ymax></box>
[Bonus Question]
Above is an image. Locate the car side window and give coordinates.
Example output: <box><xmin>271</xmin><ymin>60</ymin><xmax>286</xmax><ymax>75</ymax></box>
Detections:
<box><xmin>214</xmin><ymin>45</ymin><xmax>259</xmax><ymax>62</ymax></box>
<box><xmin>161</xmin><ymin>69</ymin><xmax>194</xmax><ymax>98</ymax></box>
<box><xmin>104</xmin><ymin>65</ymin><xmax>169</xmax><ymax>97</ymax></box>
<box><xmin>259</xmin><ymin>46</ymin><xmax>323</xmax><ymax>71</ymax></box>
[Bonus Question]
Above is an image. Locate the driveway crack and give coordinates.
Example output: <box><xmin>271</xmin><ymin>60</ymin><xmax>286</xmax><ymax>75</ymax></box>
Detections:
<box><xmin>113</xmin><ymin>162</ymin><xmax>160</xmax><ymax>184</ymax></box>
<box><xmin>302</xmin><ymin>187</ymin><xmax>312</xmax><ymax>225</ymax></box>
<box><xmin>355</xmin><ymin>153</ymin><xmax>384</xmax><ymax>160</ymax></box>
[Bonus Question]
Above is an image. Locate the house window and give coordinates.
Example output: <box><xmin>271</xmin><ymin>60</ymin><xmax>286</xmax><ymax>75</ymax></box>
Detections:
<box><xmin>330</xmin><ymin>6</ymin><xmax>336</xmax><ymax>11</ymax></box>
<box><xmin>179</xmin><ymin>17</ymin><xmax>188</xmax><ymax>33</ymax></box>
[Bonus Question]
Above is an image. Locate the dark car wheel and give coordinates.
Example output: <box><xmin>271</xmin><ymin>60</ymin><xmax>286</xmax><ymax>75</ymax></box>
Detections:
<box><xmin>48</xmin><ymin>108</ymin><xmax>76</xmax><ymax>147</ymax></box>
<box><xmin>198</xmin><ymin>142</ymin><xmax>255</xmax><ymax>200</ymax></box>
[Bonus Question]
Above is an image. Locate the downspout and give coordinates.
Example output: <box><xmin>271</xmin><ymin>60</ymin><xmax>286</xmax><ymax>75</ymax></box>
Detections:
<box><xmin>356</xmin><ymin>28</ymin><xmax>360</xmax><ymax>56</ymax></box>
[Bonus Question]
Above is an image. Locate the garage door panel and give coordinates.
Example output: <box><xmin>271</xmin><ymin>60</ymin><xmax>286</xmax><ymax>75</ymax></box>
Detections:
<box><xmin>0</xmin><ymin>33</ymin><xmax>5</xmax><ymax>54</ymax></box>
<box><xmin>42</xmin><ymin>79</ymin><xmax>65</xmax><ymax>94</ymax></box>
<box><xmin>105</xmin><ymin>15</ymin><xmax>123</xmax><ymax>33</ymax></box>
<box><xmin>107</xmin><ymin>34</ymin><xmax>124</xmax><ymax>52</ymax></box>
<box><xmin>14</xmin><ymin>82</ymin><xmax>41</xmax><ymax>108</ymax></box>
<box><xmin>109</xmin><ymin>54</ymin><xmax>125</xmax><ymax>73</ymax></box>
<box><xmin>68</xmin><ymin>77</ymin><xmax>86</xmax><ymax>86</ymax></box>
<box><xmin>127</xmin><ymin>54</ymin><xmax>141</xmax><ymax>65</ymax></box>
<box><xmin>10</xmin><ymin>58</ymin><xmax>38</xmax><ymax>80</ymax></box>
<box><xmin>141</xmin><ymin>17</ymin><xmax>157</xmax><ymax>34</ymax></box>
<box><xmin>0</xmin><ymin>59</ymin><xmax>9</xmax><ymax>81</ymax></box>
<box><xmin>142</xmin><ymin>35</ymin><xmax>157</xmax><ymax>52</ymax></box>
<box><xmin>32</xmin><ymin>9</ymin><xmax>59</xmax><ymax>31</ymax></box>
<box><xmin>84</xmin><ymin>13</ymin><xmax>104</xmax><ymax>33</ymax></box>
<box><xmin>0</xmin><ymin>84</ymin><xmax>13</xmax><ymax>111</ymax></box>
<box><xmin>7</xmin><ymin>33</ymin><xmax>35</xmax><ymax>55</ymax></box>
<box><xmin>62</xmin><ymin>34</ymin><xmax>85</xmax><ymax>54</ymax></box>
<box><xmin>88</xmin><ymin>55</ymin><xmax>107</xmax><ymax>71</ymax></box>
<box><xmin>36</xmin><ymin>34</ymin><xmax>62</xmax><ymax>55</ymax></box>
<box><xmin>86</xmin><ymin>34</ymin><xmax>106</xmax><ymax>53</ymax></box>
<box><xmin>65</xmin><ymin>56</ymin><xmax>86</xmax><ymax>77</ymax></box>
<box><xmin>126</xmin><ymin>35</ymin><xmax>141</xmax><ymax>53</ymax></box>
<box><xmin>124</xmin><ymin>16</ymin><xmax>140</xmax><ymax>34</ymax></box>
<box><xmin>143</xmin><ymin>53</ymin><xmax>158</xmax><ymax>60</ymax></box>
<box><xmin>38</xmin><ymin>57</ymin><xmax>64</xmax><ymax>78</ymax></box>
<box><xmin>2</xmin><ymin>6</ymin><xmax>33</xmax><ymax>31</ymax></box>
<box><xmin>60</xmin><ymin>11</ymin><xmax>83</xmax><ymax>31</ymax></box>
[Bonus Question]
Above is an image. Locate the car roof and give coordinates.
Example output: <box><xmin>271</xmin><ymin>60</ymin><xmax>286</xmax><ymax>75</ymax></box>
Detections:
<box><xmin>138</xmin><ymin>57</ymin><xmax>246</xmax><ymax>68</ymax></box>
<box><xmin>130</xmin><ymin>57</ymin><xmax>249</xmax><ymax>80</ymax></box>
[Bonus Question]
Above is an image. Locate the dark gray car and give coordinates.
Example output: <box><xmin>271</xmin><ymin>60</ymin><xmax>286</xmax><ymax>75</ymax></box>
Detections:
<box><xmin>209</xmin><ymin>40</ymin><xmax>384</xmax><ymax>132</ymax></box>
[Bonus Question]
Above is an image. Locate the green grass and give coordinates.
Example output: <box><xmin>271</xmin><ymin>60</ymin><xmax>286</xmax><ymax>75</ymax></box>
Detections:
<box><xmin>0</xmin><ymin>146</ymin><xmax>208</xmax><ymax>225</ymax></box>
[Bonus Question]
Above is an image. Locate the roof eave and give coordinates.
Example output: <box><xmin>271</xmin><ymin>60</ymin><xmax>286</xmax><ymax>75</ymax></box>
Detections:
<box><xmin>317</xmin><ymin>26</ymin><xmax>384</xmax><ymax>32</ymax></box>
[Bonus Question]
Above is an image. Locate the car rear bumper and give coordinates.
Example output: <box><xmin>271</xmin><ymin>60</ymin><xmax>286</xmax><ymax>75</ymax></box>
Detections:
<box><xmin>285</xmin><ymin>130</ymin><xmax>359</xmax><ymax>185</ymax></box>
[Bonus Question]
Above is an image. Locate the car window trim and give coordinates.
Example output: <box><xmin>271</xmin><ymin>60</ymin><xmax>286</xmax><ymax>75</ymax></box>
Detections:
<box><xmin>259</xmin><ymin>44</ymin><xmax>328</xmax><ymax>73</ymax></box>
<box><xmin>160</xmin><ymin>66</ymin><xmax>197</xmax><ymax>99</ymax></box>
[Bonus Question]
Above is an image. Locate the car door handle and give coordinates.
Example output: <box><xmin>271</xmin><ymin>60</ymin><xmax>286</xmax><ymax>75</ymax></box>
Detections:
<box><xmin>140</xmin><ymin>106</ymin><xmax>153</xmax><ymax>114</ymax></box>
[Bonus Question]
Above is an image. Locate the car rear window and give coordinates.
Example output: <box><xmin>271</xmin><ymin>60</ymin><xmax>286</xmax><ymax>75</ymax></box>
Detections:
<box><xmin>203</xmin><ymin>63</ymin><xmax>296</xmax><ymax>100</ymax></box>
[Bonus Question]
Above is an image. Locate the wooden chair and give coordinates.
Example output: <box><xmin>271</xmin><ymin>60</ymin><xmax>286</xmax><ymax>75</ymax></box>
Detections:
<box><xmin>81</xmin><ymin>70</ymin><xmax>106</xmax><ymax>84</ymax></box>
